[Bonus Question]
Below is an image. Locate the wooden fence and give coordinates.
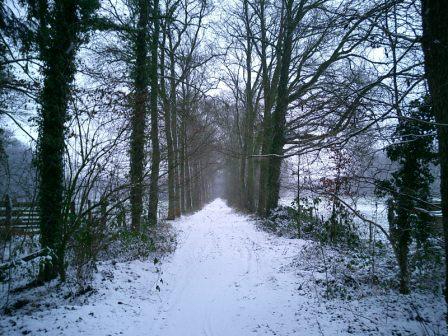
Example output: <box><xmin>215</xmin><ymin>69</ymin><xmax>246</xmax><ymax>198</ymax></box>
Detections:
<box><xmin>0</xmin><ymin>195</ymin><xmax>39</xmax><ymax>235</ymax></box>
<box><xmin>2</xmin><ymin>194</ymin><xmax>441</xmax><ymax>236</ymax></box>
<box><xmin>414</xmin><ymin>198</ymin><xmax>443</xmax><ymax>235</ymax></box>
<box><xmin>0</xmin><ymin>195</ymin><xmax>129</xmax><ymax>237</ymax></box>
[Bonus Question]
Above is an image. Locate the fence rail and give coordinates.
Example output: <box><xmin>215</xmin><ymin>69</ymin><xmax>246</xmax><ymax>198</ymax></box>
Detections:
<box><xmin>1</xmin><ymin>195</ymin><xmax>129</xmax><ymax>237</ymax></box>
<box><xmin>0</xmin><ymin>195</ymin><xmax>39</xmax><ymax>235</ymax></box>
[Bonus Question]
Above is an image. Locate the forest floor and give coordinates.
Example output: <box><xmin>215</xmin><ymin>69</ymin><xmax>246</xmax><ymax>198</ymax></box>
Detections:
<box><xmin>1</xmin><ymin>199</ymin><xmax>446</xmax><ymax>335</ymax></box>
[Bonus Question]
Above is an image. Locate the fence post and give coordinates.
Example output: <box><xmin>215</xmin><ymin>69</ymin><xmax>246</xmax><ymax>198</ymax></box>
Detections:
<box><xmin>100</xmin><ymin>197</ymin><xmax>108</xmax><ymax>228</ymax></box>
<box><xmin>3</xmin><ymin>194</ymin><xmax>12</xmax><ymax>240</ymax></box>
<box><xmin>119</xmin><ymin>204</ymin><xmax>126</xmax><ymax>230</ymax></box>
<box><xmin>87</xmin><ymin>200</ymin><xmax>93</xmax><ymax>226</ymax></box>
<box><xmin>70</xmin><ymin>201</ymin><xmax>76</xmax><ymax>227</ymax></box>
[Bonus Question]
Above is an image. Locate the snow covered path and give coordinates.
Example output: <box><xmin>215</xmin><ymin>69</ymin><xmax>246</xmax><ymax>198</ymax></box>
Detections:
<box><xmin>147</xmin><ymin>199</ymin><xmax>306</xmax><ymax>336</ymax></box>
<box><xmin>2</xmin><ymin>199</ymin><xmax>445</xmax><ymax>335</ymax></box>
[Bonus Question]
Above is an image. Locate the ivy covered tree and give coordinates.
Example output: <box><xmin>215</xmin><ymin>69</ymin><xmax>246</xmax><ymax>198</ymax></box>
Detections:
<box><xmin>26</xmin><ymin>0</ymin><xmax>99</xmax><ymax>281</ymax></box>
<box><xmin>0</xmin><ymin>0</ymin><xmax>6</xmax><ymax>97</ymax></box>
<box><xmin>129</xmin><ymin>0</ymin><xmax>150</xmax><ymax>232</ymax></box>
<box><xmin>421</xmin><ymin>0</ymin><xmax>448</xmax><ymax>306</ymax></box>
<box><xmin>376</xmin><ymin>97</ymin><xmax>437</xmax><ymax>294</ymax></box>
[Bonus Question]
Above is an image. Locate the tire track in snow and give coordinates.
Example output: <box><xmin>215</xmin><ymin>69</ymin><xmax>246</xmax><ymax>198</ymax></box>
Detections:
<box><xmin>146</xmin><ymin>199</ymin><xmax>305</xmax><ymax>336</ymax></box>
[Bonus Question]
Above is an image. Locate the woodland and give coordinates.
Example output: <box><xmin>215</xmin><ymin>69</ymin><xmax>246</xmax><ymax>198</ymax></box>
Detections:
<box><xmin>0</xmin><ymin>0</ymin><xmax>447</xmax><ymax>334</ymax></box>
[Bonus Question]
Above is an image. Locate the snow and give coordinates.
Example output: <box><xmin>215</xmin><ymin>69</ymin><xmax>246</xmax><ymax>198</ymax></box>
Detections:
<box><xmin>1</xmin><ymin>199</ymin><xmax>445</xmax><ymax>335</ymax></box>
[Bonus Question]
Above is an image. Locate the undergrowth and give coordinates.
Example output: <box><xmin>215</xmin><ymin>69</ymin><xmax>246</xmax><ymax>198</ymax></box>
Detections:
<box><xmin>259</xmin><ymin>197</ymin><xmax>444</xmax><ymax>300</ymax></box>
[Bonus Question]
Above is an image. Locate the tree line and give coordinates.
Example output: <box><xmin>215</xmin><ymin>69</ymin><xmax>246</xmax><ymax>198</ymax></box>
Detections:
<box><xmin>1</xmin><ymin>0</ymin><xmax>218</xmax><ymax>283</ymax></box>
<box><xmin>216</xmin><ymin>0</ymin><xmax>448</xmax><ymax>304</ymax></box>
<box><xmin>1</xmin><ymin>0</ymin><xmax>448</xmax><ymax>313</ymax></box>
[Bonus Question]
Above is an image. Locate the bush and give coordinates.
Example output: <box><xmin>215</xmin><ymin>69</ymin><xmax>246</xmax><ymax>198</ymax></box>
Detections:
<box><xmin>261</xmin><ymin>197</ymin><xmax>359</xmax><ymax>247</ymax></box>
<box><xmin>261</xmin><ymin>206</ymin><xmax>296</xmax><ymax>237</ymax></box>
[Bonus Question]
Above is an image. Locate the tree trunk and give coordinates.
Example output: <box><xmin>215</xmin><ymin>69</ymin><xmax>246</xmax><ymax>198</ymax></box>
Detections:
<box><xmin>160</xmin><ymin>27</ymin><xmax>176</xmax><ymax>220</ymax></box>
<box><xmin>164</xmin><ymin>118</ymin><xmax>176</xmax><ymax>220</ymax></box>
<box><xmin>239</xmin><ymin>155</ymin><xmax>246</xmax><ymax>209</ymax></box>
<box><xmin>258</xmin><ymin>119</ymin><xmax>270</xmax><ymax>215</ymax></box>
<box><xmin>246</xmin><ymin>147</ymin><xmax>255</xmax><ymax>211</ymax></box>
<box><xmin>421</xmin><ymin>0</ymin><xmax>448</xmax><ymax>304</ymax></box>
<box><xmin>164</xmin><ymin>106</ymin><xmax>176</xmax><ymax>220</ymax></box>
<box><xmin>193</xmin><ymin>162</ymin><xmax>202</xmax><ymax>211</ymax></box>
<box><xmin>396</xmin><ymin>204</ymin><xmax>411</xmax><ymax>294</ymax></box>
<box><xmin>130</xmin><ymin>0</ymin><xmax>149</xmax><ymax>232</ymax></box>
<box><xmin>185</xmin><ymin>135</ymin><xmax>193</xmax><ymax>213</ymax></box>
<box><xmin>190</xmin><ymin>162</ymin><xmax>197</xmax><ymax>210</ymax></box>
<box><xmin>173</xmin><ymin>119</ymin><xmax>181</xmax><ymax>217</ymax></box>
<box><xmin>200</xmin><ymin>160</ymin><xmax>206</xmax><ymax>207</ymax></box>
<box><xmin>265</xmin><ymin>0</ymin><xmax>294</xmax><ymax>216</ymax></box>
<box><xmin>37</xmin><ymin>0</ymin><xmax>79</xmax><ymax>280</ymax></box>
<box><xmin>180</xmin><ymin>120</ymin><xmax>186</xmax><ymax>213</ymax></box>
<box><xmin>148</xmin><ymin>0</ymin><xmax>160</xmax><ymax>226</ymax></box>
<box><xmin>242</xmin><ymin>0</ymin><xmax>256</xmax><ymax>212</ymax></box>
<box><xmin>257</xmin><ymin>0</ymin><xmax>275</xmax><ymax>216</ymax></box>
<box><xmin>167</xmin><ymin>33</ymin><xmax>181</xmax><ymax>218</ymax></box>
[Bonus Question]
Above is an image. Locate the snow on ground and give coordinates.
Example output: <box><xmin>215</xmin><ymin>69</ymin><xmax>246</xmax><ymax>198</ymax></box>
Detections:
<box><xmin>1</xmin><ymin>199</ymin><xmax>445</xmax><ymax>335</ymax></box>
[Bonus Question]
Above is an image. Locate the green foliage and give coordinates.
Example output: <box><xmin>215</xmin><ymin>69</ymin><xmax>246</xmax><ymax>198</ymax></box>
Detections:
<box><xmin>73</xmin><ymin>219</ymin><xmax>95</xmax><ymax>279</ymax></box>
<box><xmin>410</xmin><ymin>240</ymin><xmax>444</xmax><ymax>292</ymax></box>
<box><xmin>324</xmin><ymin>199</ymin><xmax>359</xmax><ymax>247</ymax></box>
<box><xmin>263</xmin><ymin>205</ymin><xmax>299</xmax><ymax>237</ymax></box>
<box><xmin>293</xmin><ymin>197</ymin><xmax>323</xmax><ymax>237</ymax></box>
<box><xmin>264</xmin><ymin>196</ymin><xmax>358</xmax><ymax>247</ymax></box>
<box><xmin>375</xmin><ymin>96</ymin><xmax>437</xmax><ymax>293</ymax></box>
<box><xmin>262</xmin><ymin>194</ymin><xmax>356</xmax><ymax>249</ymax></box>
<box><xmin>263</xmin><ymin>198</ymin><xmax>324</xmax><ymax>238</ymax></box>
<box><xmin>376</xmin><ymin>97</ymin><xmax>437</xmax><ymax>246</ymax></box>
<box><xmin>112</xmin><ymin>230</ymin><xmax>156</xmax><ymax>260</ymax></box>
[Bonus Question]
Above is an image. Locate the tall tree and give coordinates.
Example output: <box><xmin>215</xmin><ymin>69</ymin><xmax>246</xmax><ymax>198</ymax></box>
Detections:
<box><xmin>377</xmin><ymin>98</ymin><xmax>436</xmax><ymax>294</ymax></box>
<box><xmin>242</xmin><ymin>0</ymin><xmax>257</xmax><ymax>212</ymax></box>
<box><xmin>129</xmin><ymin>0</ymin><xmax>149</xmax><ymax>232</ymax></box>
<box><xmin>160</xmin><ymin>0</ymin><xmax>211</xmax><ymax>217</ymax></box>
<box><xmin>160</xmin><ymin>16</ymin><xmax>176</xmax><ymax>220</ymax></box>
<box><xmin>260</xmin><ymin>0</ymin><xmax>393</xmax><ymax>216</ymax></box>
<box><xmin>255</xmin><ymin>0</ymin><xmax>279</xmax><ymax>216</ymax></box>
<box><xmin>148</xmin><ymin>0</ymin><xmax>161</xmax><ymax>226</ymax></box>
<box><xmin>28</xmin><ymin>0</ymin><xmax>99</xmax><ymax>280</ymax></box>
<box><xmin>420</xmin><ymin>0</ymin><xmax>448</xmax><ymax>304</ymax></box>
<box><xmin>264</xmin><ymin>0</ymin><xmax>295</xmax><ymax>216</ymax></box>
